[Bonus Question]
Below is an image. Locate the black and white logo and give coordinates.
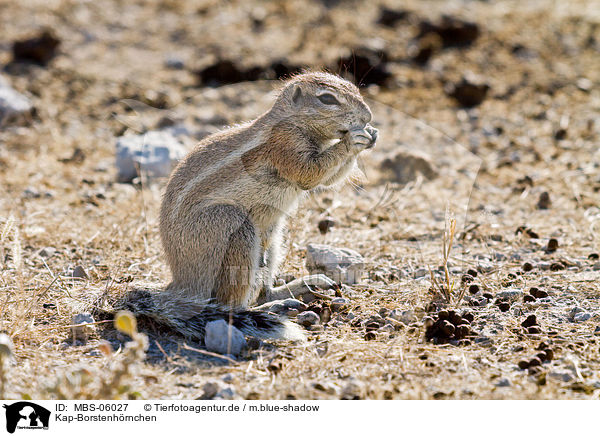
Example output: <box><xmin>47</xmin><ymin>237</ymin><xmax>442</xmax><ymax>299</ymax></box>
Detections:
<box><xmin>3</xmin><ymin>402</ymin><xmax>50</xmax><ymax>433</ymax></box>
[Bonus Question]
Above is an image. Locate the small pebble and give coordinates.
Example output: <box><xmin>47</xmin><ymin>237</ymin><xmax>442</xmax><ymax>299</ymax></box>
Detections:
<box><xmin>496</xmin><ymin>289</ymin><xmax>523</xmax><ymax>301</ymax></box>
<box><xmin>389</xmin><ymin>309</ymin><xmax>417</xmax><ymax>325</ymax></box>
<box><xmin>204</xmin><ymin>319</ymin><xmax>247</xmax><ymax>356</ymax></box>
<box><xmin>38</xmin><ymin>247</ymin><xmax>57</xmax><ymax>258</ymax></box>
<box><xmin>330</xmin><ymin>297</ymin><xmax>349</xmax><ymax>312</ymax></box>
<box><xmin>71</xmin><ymin>313</ymin><xmax>95</xmax><ymax>341</ymax></box>
<box><xmin>574</xmin><ymin>312</ymin><xmax>591</xmax><ymax>323</ymax></box>
<box><xmin>548</xmin><ymin>370</ymin><xmax>574</xmax><ymax>383</ymax></box>
<box><xmin>72</xmin><ymin>265</ymin><xmax>88</xmax><ymax>279</ymax></box>
<box><xmin>297</xmin><ymin>311</ymin><xmax>320</xmax><ymax>327</ymax></box>
<box><xmin>537</xmin><ymin>191</ymin><xmax>551</xmax><ymax>209</ymax></box>
<box><xmin>468</xmin><ymin>284</ymin><xmax>480</xmax><ymax>294</ymax></box>
<box><xmin>495</xmin><ymin>377</ymin><xmax>511</xmax><ymax>387</ymax></box>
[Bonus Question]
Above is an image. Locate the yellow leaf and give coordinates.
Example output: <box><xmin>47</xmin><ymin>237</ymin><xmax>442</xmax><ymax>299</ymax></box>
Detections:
<box><xmin>114</xmin><ymin>311</ymin><xmax>137</xmax><ymax>336</ymax></box>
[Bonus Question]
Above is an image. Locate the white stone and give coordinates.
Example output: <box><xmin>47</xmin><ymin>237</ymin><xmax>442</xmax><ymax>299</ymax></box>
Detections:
<box><xmin>204</xmin><ymin>319</ymin><xmax>246</xmax><ymax>356</ymax></box>
<box><xmin>496</xmin><ymin>289</ymin><xmax>524</xmax><ymax>301</ymax></box>
<box><xmin>115</xmin><ymin>130</ymin><xmax>187</xmax><ymax>182</ymax></box>
<box><xmin>0</xmin><ymin>76</ymin><xmax>33</xmax><ymax>127</ymax></box>
<box><xmin>305</xmin><ymin>243</ymin><xmax>364</xmax><ymax>284</ymax></box>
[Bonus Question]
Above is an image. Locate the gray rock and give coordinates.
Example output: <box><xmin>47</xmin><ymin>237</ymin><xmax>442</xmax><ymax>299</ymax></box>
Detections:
<box><xmin>495</xmin><ymin>377</ymin><xmax>511</xmax><ymax>387</ymax></box>
<box><xmin>548</xmin><ymin>370</ymin><xmax>575</xmax><ymax>383</ymax></box>
<box><xmin>281</xmin><ymin>298</ymin><xmax>308</xmax><ymax>312</ymax></box>
<box><xmin>593</xmin><ymin>262</ymin><xmax>600</xmax><ymax>271</ymax></box>
<box><xmin>379</xmin><ymin>324</ymin><xmax>395</xmax><ymax>334</ymax></box>
<box><xmin>389</xmin><ymin>309</ymin><xmax>417</xmax><ymax>325</ymax></box>
<box><xmin>221</xmin><ymin>374</ymin><xmax>234</xmax><ymax>383</ymax></box>
<box><xmin>115</xmin><ymin>130</ymin><xmax>187</xmax><ymax>182</ymax></box>
<box><xmin>38</xmin><ymin>247</ymin><xmax>56</xmax><ymax>258</ymax></box>
<box><xmin>204</xmin><ymin>319</ymin><xmax>246</xmax><ymax>356</ymax></box>
<box><xmin>72</xmin><ymin>265</ymin><xmax>88</xmax><ymax>279</ymax></box>
<box><xmin>574</xmin><ymin>312</ymin><xmax>592</xmax><ymax>323</ymax></box>
<box><xmin>297</xmin><ymin>311</ymin><xmax>320</xmax><ymax>327</ymax></box>
<box><xmin>305</xmin><ymin>243</ymin><xmax>365</xmax><ymax>284</ymax></box>
<box><xmin>496</xmin><ymin>289</ymin><xmax>524</xmax><ymax>301</ymax></box>
<box><xmin>330</xmin><ymin>297</ymin><xmax>349</xmax><ymax>312</ymax></box>
<box><xmin>198</xmin><ymin>381</ymin><xmax>220</xmax><ymax>399</ymax></box>
<box><xmin>0</xmin><ymin>76</ymin><xmax>33</xmax><ymax>127</ymax></box>
<box><xmin>164</xmin><ymin>55</ymin><xmax>185</xmax><ymax>70</ymax></box>
<box><xmin>214</xmin><ymin>387</ymin><xmax>236</xmax><ymax>400</ymax></box>
<box><xmin>267</xmin><ymin>303</ymin><xmax>285</xmax><ymax>314</ymax></box>
<box><xmin>477</xmin><ymin>262</ymin><xmax>494</xmax><ymax>273</ymax></box>
<box><xmin>413</xmin><ymin>268</ymin><xmax>429</xmax><ymax>279</ymax></box>
<box><xmin>72</xmin><ymin>313</ymin><xmax>95</xmax><ymax>341</ymax></box>
<box><xmin>380</xmin><ymin>150</ymin><xmax>438</xmax><ymax>185</ymax></box>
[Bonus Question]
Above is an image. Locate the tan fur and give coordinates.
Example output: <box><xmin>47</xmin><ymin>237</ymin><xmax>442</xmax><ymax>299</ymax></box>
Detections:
<box><xmin>159</xmin><ymin>72</ymin><xmax>377</xmax><ymax>314</ymax></box>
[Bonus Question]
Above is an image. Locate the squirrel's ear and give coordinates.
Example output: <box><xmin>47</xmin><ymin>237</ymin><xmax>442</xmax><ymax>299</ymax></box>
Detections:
<box><xmin>291</xmin><ymin>85</ymin><xmax>302</xmax><ymax>107</ymax></box>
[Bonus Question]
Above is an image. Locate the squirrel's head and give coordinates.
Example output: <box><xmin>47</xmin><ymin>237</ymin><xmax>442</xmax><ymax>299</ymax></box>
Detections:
<box><xmin>274</xmin><ymin>71</ymin><xmax>372</xmax><ymax>139</ymax></box>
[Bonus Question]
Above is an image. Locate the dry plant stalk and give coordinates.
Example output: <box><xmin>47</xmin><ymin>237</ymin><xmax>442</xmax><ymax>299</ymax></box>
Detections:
<box><xmin>429</xmin><ymin>209</ymin><xmax>466</xmax><ymax>304</ymax></box>
<box><xmin>0</xmin><ymin>215</ymin><xmax>16</xmax><ymax>269</ymax></box>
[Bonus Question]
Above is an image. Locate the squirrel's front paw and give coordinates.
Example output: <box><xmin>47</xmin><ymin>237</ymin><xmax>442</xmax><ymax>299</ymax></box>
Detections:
<box><xmin>345</xmin><ymin>125</ymin><xmax>378</xmax><ymax>152</ymax></box>
<box><xmin>364</xmin><ymin>124</ymin><xmax>378</xmax><ymax>149</ymax></box>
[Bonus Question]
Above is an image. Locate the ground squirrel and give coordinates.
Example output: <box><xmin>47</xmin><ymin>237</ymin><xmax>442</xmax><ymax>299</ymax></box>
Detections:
<box><xmin>122</xmin><ymin>72</ymin><xmax>377</xmax><ymax>341</ymax></box>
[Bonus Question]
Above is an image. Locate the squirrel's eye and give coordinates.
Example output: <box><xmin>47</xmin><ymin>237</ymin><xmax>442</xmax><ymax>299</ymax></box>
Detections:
<box><xmin>317</xmin><ymin>93</ymin><xmax>340</xmax><ymax>105</ymax></box>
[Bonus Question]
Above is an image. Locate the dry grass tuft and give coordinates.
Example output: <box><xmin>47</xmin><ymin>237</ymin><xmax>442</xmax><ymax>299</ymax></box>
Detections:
<box><xmin>428</xmin><ymin>209</ymin><xmax>466</xmax><ymax>304</ymax></box>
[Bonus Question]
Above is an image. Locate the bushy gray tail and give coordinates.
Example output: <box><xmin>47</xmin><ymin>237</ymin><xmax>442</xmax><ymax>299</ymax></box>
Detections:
<box><xmin>116</xmin><ymin>289</ymin><xmax>304</xmax><ymax>341</ymax></box>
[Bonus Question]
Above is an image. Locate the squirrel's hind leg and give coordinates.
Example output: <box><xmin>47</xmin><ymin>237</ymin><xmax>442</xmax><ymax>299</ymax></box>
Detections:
<box><xmin>213</xmin><ymin>207</ymin><xmax>262</xmax><ymax>308</ymax></box>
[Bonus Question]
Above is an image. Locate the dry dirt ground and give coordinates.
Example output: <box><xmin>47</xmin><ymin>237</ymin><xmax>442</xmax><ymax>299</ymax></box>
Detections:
<box><xmin>1</xmin><ymin>0</ymin><xmax>599</xmax><ymax>399</ymax></box>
